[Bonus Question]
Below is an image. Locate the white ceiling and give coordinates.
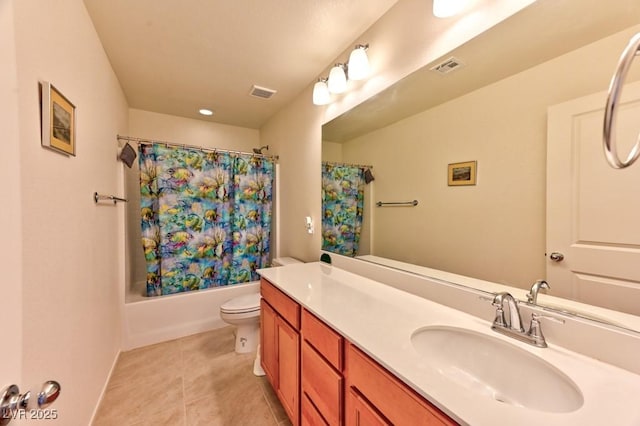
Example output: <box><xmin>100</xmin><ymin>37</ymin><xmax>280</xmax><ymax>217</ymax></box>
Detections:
<box><xmin>83</xmin><ymin>0</ymin><xmax>398</xmax><ymax>129</ymax></box>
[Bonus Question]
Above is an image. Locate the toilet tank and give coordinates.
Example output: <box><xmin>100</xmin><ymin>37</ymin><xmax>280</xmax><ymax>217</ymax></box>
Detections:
<box><xmin>271</xmin><ymin>257</ymin><xmax>303</xmax><ymax>267</ymax></box>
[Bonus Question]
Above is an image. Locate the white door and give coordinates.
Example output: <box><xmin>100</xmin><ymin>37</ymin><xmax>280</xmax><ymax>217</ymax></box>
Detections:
<box><xmin>547</xmin><ymin>80</ymin><xmax>640</xmax><ymax>316</ymax></box>
<box><xmin>1</xmin><ymin>0</ymin><xmax>24</xmax><ymax>423</ymax></box>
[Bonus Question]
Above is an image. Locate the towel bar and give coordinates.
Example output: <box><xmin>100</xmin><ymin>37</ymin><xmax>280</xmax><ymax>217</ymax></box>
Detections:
<box><xmin>94</xmin><ymin>192</ymin><xmax>127</xmax><ymax>204</ymax></box>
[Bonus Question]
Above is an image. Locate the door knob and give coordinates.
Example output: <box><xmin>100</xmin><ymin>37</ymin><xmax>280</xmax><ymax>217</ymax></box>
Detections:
<box><xmin>549</xmin><ymin>252</ymin><xmax>564</xmax><ymax>262</ymax></box>
<box><xmin>0</xmin><ymin>381</ymin><xmax>61</xmax><ymax>425</ymax></box>
<box><xmin>0</xmin><ymin>385</ymin><xmax>29</xmax><ymax>426</ymax></box>
<box><xmin>37</xmin><ymin>381</ymin><xmax>60</xmax><ymax>409</ymax></box>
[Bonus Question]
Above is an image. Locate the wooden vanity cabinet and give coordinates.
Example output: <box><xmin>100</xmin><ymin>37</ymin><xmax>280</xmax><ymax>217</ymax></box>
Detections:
<box><xmin>345</xmin><ymin>342</ymin><xmax>457</xmax><ymax>426</ymax></box>
<box><xmin>261</xmin><ymin>278</ymin><xmax>301</xmax><ymax>425</ymax></box>
<box><xmin>261</xmin><ymin>277</ymin><xmax>457</xmax><ymax>426</ymax></box>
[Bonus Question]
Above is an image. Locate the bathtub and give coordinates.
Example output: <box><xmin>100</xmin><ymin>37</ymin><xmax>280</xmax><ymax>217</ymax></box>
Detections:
<box><xmin>122</xmin><ymin>281</ymin><xmax>260</xmax><ymax>350</ymax></box>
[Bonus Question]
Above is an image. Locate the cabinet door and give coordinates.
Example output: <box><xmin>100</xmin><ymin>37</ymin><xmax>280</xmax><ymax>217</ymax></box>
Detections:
<box><xmin>345</xmin><ymin>388</ymin><xmax>390</xmax><ymax>426</ymax></box>
<box><xmin>261</xmin><ymin>299</ymin><xmax>278</xmax><ymax>386</ymax></box>
<box><xmin>277</xmin><ymin>316</ymin><xmax>300</xmax><ymax>425</ymax></box>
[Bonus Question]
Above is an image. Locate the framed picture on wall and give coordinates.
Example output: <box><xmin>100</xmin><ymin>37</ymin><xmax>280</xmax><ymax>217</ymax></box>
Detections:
<box><xmin>448</xmin><ymin>160</ymin><xmax>477</xmax><ymax>186</ymax></box>
<box><xmin>40</xmin><ymin>81</ymin><xmax>76</xmax><ymax>156</ymax></box>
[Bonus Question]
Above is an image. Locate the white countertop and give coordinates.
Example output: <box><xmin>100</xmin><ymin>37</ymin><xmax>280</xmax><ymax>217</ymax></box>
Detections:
<box><xmin>258</xmin><ymin>262</ymin><xmax>640</xmax><ymax>426</ymax></box>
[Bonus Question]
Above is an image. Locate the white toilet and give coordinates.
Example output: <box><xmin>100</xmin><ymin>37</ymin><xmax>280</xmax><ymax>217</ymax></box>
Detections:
<box><xmin>220</xmin><ymin>257</ymin><xmax>303</xmax><ymax>356</ymax></box>
<box><xmin>220</xmin><ymin>292</ymin><xmax>262</xmax><ymax>354</ymax></box>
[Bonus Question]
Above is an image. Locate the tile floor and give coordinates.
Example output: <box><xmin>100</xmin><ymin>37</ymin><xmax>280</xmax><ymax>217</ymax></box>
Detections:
<box><xmin>93</xmin><ymin>327</ymin><xmax>291</xmax><ymax>425</ymax></box>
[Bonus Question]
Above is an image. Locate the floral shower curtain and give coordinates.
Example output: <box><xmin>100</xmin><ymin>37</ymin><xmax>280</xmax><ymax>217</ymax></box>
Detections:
<box><xmin>321</xmin><ymin>163</ymin><xmax>365</xmax><ymax>256</ymax></box>
<box><xmin>139</xmin><ymin>143</ymin><xmax>273</xmax><ymax>297</ymax></box>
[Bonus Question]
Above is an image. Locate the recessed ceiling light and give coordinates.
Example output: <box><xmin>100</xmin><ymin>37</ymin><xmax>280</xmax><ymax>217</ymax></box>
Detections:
<box><xmin>433</xmin><ymin>0</ymin><xmax>467</xmax><ymax>18</ymax></box>
<box><xmin>199</xmin><ymin>108</ymin><xmax>213</xmax><ymax>116</ymax></box>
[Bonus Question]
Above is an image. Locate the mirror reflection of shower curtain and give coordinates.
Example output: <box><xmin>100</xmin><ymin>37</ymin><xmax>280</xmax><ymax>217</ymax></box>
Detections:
<box><xmin>321</xmin><ymin>163</ymin><xmax>365</xmax><ymax>256</ymax></box>
<box><xmin>139</xmin><ymin>143</ymin><xmax>273</xmax><ymax>297</ymax></box>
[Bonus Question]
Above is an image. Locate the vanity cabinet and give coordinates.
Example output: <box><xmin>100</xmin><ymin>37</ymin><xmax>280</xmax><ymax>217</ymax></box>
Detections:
<box><xmin>261</xmin><ymin>278</ymin><xmax>301</xmax><ymax>425</ymax></box>
<box><xmin>261</xmin><ymin>277</ymin><xmax>456</xmax><ymax>426</ymax></box>
<box><xmin>345</xmin><ymin>342</ymin><xmax>456</xmax><ymax>426</ymax></box>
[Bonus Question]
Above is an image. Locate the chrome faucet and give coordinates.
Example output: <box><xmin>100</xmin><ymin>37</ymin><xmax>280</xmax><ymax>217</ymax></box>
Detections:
<box><xmin>526</xmin><ymin>279</ymin><xmax>550</xmax><ymax>304</ymax></box>
<box><xmin>492</xmin><ymin>292</ymin><xmax>524</xmax><ymax>332</ymax></box>
<box><xmin>490</xmin><ymin>291</ymin><xmax>564</xmax><ymax>348</ymax></box>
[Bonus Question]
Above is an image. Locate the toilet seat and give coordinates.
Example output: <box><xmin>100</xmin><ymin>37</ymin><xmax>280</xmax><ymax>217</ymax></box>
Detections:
<box><xmin>220</xmin><ymin>293</ymin><xmax>261</xmax><ymax>314</ymax></box>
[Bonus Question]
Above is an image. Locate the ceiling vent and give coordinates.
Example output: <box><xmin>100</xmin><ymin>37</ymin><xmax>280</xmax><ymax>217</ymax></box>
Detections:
<box><xmin>249</xmin><ymin>85</ymin><xmax>277</xmax><ymax>99</ymax></box>
<box><xmin>430</xmin><ymin>57</ymin><xmax>465</xmax><ymax>75</ymax></box>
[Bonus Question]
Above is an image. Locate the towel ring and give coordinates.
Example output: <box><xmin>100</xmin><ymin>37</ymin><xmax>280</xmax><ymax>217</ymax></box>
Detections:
<box><xmin>603</xmin><ymin>32</ymin><xmax>640</xmax><ymax>169</ymax></box>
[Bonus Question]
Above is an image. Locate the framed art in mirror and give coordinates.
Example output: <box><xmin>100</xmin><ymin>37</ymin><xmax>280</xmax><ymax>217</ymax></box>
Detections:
<box><xmin>40</xmin><ymin>81</ymin><xmax>76</xmax><ymax>156</ymax></box>
<box><xmin>448</xmin><ymin>161</ymin><xmax>476</xmax><ymax>186</ymax></box>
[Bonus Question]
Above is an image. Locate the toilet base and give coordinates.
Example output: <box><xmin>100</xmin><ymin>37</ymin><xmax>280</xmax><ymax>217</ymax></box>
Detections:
<box><xmin>253</xmin><ymin>345</ymin><xmax>266</xmax><ymax>376</ymax></box>
<box><xmin>234</xmin><ymin>323</ymin><xmax>259</xmax><ymax>354</ymax></box>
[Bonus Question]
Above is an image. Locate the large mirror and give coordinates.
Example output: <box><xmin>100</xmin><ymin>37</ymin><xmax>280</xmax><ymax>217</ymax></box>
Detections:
<box><xmin>322</xmin><ymin>0</ymin><xmax>640</xmax><ymax>331</ymax></box>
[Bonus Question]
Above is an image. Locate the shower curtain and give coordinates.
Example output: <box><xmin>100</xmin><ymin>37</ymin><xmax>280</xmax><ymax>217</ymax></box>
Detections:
<box><xmin>139</xmin><ymin>143</ymin><xmax>273</xmax><ymax>297</ymax></box>
<box><xmin>321</xmin><ymin>163</ymin><xmax>365</xmax><ymax>256</ymax></box>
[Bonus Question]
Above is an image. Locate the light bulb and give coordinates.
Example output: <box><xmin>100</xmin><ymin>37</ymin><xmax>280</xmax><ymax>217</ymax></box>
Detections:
<box><xmin>312</xmin><ymin>79</ymin><xmax>331</xmax><ymax>106</ymax></box>
<box><xmin>433</xmin><ymin>0</ymin><xmax>467</xmax><ymax>18</ymax></box>
<box><xmin>348</xmin><ymin>44</ymin><xmax>370</xmax><ymax>80</ymax></box>
<box><xmin>328</xmin><ymin>64</ymin><xmax>347</xmax><ymax>94</ymax></box>
<box><xmin>199</xmin><ymin>108</ymin><xmax>213</xmax><ymax>116</ymax></box>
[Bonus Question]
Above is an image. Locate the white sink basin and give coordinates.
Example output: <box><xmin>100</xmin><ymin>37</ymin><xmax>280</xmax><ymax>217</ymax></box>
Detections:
<box><xmin>411</xmin><ymin>326</ymin><xmax>584</xmax><ymax>413</ymax></box>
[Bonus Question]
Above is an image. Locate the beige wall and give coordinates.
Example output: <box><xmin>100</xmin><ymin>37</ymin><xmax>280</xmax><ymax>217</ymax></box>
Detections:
<box><xmin>321</xmin><ymin>141</ymin><xmax>343</xmax><ymax>163</ymax></box>
<box><xmin>262</xmin><ymin>0</ymin><xmax>531</xmax><ymax>262</ymax></box>
<box><xmin>11</xmin><ymin>0</ymin><xmax>129</xmax><ymax>424</ymax></box>
<box><xmin>125</xmin><ymin>109</ymin><xmax>260</xmax><ymax>297</ymax></box>
<box><xmin>0</xmin><ymin>0</ymin><xmax>23</xmax><ymax>386</ymax></box>
<box><xmin>338</xmin><ymin>25</ymin><xmax>640</xmax><ymax>289</ymax></box>
<box><xmin>261</xmin><ymin>92</ymin><xmax>324</xmax><ymax>261</ymax></box>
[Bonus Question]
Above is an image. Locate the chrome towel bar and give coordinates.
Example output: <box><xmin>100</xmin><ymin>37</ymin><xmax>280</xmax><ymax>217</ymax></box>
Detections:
<box><xmin>94</xmin><ymin>192</ymin><xmax>127</xmax><ymax>204</ymax></box>
<box><xmin>376</xmin><ymin>200</ymin><xmax>418</xmax><ymax>207</ymax></box>
<box><xmin>603</xmin><ymin>32</ymin><xmax>640</xmax><ymax>169</ymax></box>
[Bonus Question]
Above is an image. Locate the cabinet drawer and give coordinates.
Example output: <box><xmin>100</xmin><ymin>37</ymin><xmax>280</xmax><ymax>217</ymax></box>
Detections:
<box><xmin>261</xmin><ymin>277</ymin><xmax>300</xmax><ymax>329</ymax></box>
<box><xmin>302</xmin><ymin>392</ymin><xmax>329</xmax><ymax>426</ymax></box>
<box><xmin>345</xmin><ymin>388</ymin><xmax>391</xmax><ymax>426</ymax></box>
<box><xmin>302</xmin><ymin>309</ymin><xmax>344</xmax><ymax>370</ymax></box>
<box><xmin>302</xmin><ymin>341</ymin><xmax>343</xmax><ymax>426</ymax></box>
<box><xmin>346</xmin><ymin>343</ymin><xmax>457</xmax><ymax>426</ymax></box>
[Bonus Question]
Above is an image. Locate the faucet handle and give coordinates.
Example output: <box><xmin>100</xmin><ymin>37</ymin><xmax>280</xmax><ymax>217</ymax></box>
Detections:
<box><xmin>479</xmin><ymin>294</ymin><xmax>508</xmax><ymax>327</ymax></box>
<box><xmin>527</xmin><ymin>312</ymin><xmax>565</xmax><ymax>348</ymax></box>
<box><xmin>490</xmin><ymin>292</ymin><xmax>510</xmax><ymax>328</ymax></box>
<box><xmin>493</xmin><ymin>306</ymin><xmax>508</xmax><ymax>328</ymax></box>
<box><xmin>527</xmin><ymin>313</ymin><xmax>547</xmax><ymax>347</ymax></box>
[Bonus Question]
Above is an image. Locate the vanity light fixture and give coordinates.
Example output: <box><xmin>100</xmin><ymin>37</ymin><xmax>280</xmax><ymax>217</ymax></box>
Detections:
<box><xmin>199</xmin><ymin>108</ymin><xmax>213</xmax><ymax>116</ymax></box>
<box><xmin>312</xmin><ymin>43</ymin><xmax>371</xmax><ymax>105</ymax></box>
<box><xmin>347</xmin><ymin>44</ymin><xmax>370</xmax><ymax>80</ymax></box>
<box><xmin>433</xmin><ymin>0</ymin><xmax>468</xmax><ymax>18</ymax></box>
<box><xmin>312</xmin><ymin>78</ymin><xmax>331</xmax><ymax>106</ymax></box>
<box><xmin>328</xmin><ymin>63</ymin><xmax>348</xmax><ymax>94</ymax></box>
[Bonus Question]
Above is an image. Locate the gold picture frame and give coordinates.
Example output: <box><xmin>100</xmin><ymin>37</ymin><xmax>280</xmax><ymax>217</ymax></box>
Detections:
<box><xmin>448</xmin><ymin>161</ymin><xmax>477</xmax><ymax>186</ymax></box>
<box><xmin>40</xmin><ymin>81</ymin><xmax>76</xmax><ymax>156</ymax></box>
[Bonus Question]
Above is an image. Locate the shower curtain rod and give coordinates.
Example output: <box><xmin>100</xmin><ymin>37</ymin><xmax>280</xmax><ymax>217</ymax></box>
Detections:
<box><xmin>117</xmin><ymin>135</ymin><xmax>279</xmax><ymax>161</ymax></box>
<box><xmin>322</xmin><ymin>160</ymin><xmax>373</xmax><ymax>169</ymax></box>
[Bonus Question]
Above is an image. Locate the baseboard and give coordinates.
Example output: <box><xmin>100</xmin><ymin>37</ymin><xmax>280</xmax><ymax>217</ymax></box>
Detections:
<box><xmin>88</xmin><ymin>348</ymin><xmax>121</xmax><ymax>425</ymax></box>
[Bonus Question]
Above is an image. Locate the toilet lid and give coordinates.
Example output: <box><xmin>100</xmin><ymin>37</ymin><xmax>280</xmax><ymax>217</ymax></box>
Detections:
<box><xmin>220</xmin><ymin>293</ymin><xmax>261</xmax><ymax>313</ymax></box>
